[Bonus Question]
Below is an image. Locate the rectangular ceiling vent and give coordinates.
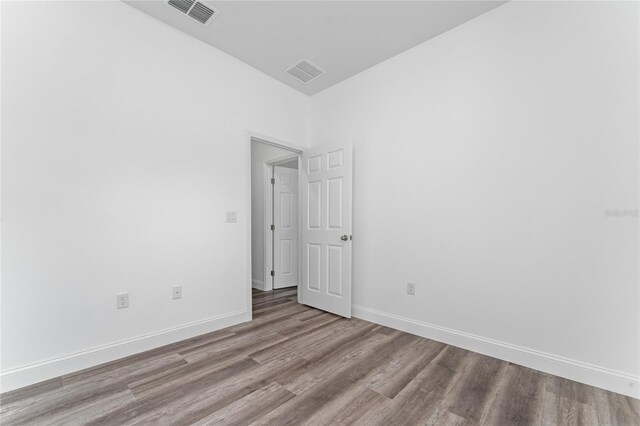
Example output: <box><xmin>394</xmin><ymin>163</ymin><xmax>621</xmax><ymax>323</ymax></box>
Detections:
<box><xmin>286</xmin><ymin>60</ymin><xmax>325</xmax><ymax>84</ymax></box>
<box><xmin>167</xmin><ymin>0</ymin><xmax>218</xmax><ymax>26</ymax></box>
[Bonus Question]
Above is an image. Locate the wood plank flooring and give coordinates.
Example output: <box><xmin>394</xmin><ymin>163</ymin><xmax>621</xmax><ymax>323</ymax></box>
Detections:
<box><xmin>1</xmin><ymin>288</ymin><xmax>638</xmax><ymax>425</ymax></box>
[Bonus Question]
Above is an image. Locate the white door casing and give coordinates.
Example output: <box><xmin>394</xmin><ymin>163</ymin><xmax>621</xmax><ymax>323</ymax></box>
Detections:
<box><xmin>301</xmin><ymin>143</ymin><xmax>352</xmax><ymax>317</ymax></box>
<box><xmin>273</xmin><ymin>166</ymin><xmax>299</xmax><ymax>289</ymax></box>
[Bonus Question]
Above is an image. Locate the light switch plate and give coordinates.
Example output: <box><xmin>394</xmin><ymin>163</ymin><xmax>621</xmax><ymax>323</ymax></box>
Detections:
<box><xmin>226</xmin><ymin>211</ymin><xmax>237</xmax><ymax>223</ymax></box>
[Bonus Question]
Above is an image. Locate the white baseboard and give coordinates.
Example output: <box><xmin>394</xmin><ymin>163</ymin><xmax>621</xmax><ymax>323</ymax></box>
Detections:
<box><xmin>0</xmin><ymin>309</ymin><xmax>248</xmax><ymax>393</ymax></box>
<box><xmin>252</xmin><ymin>279</ymin><xmax>265</xmax><ymax>291</ymax></box>
<box><xmin>352</xmin><ymin>305</ymin><xmax>639</xmax><ymax>399</ymax></box>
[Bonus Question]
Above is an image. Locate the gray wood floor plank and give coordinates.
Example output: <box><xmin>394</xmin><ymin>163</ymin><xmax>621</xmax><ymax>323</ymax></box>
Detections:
<box><xmin>88</xmin><ymin>357</ymin><xmax>261</xmax><ymax>425</ymax></box>
<box><xmin>546</xmin><ymin>374</ymin><xmax>597</xmax><ymax>405</ymax></box>
<box><xmin>251</xmin><ymin>297</ymin><xmax>293</xmax><ymax>310</ymax></box>
<box><xmin>252</xmin><ymin>333</ymin><xmax>425</xmax><ymax>425</ymax></box>
<box><xmin>482</xmin><ymin>364</ymin><xmax>546</xmax><ymax>425</ymax></box>
<box><xmin>228</xmin><ymin>304</ymin><xmax>307</xmax><ymax>335</ymax></box>
<box><xmin>297</xmin><ymin>321</ymin><xmax>379</xmax><ymax>363</ymax></box>
<box><xmin>273</xmin><ymin>327</ymin><xmax>392</xmax><ymax>396</ymax></box>
<box><xmin>604</xmin><ymin>390</ymin><xmax>640</xmax><ymax>425</ymax></box>
<box><xmin>541</xmin><ymin>391</ymin><xmax>599</xmax><ymax>426</ymax></box>
<box><xmin>293</xmin><ymin>309</ymin><xmax>327</xmax><ymax>322</ymax></box>
<box><xmin>384</xmin><ymin>363</ymin><xmax>460</xmax><ymax>426</ymax></box>
<box><xmin>302</xmin><ymin>386</ymin><xmax>390</xmax><ymax>426</ymax></box>
<box><xmin>129</xmin><ymin>352</ymin><xmax>259</xmax><ymax>399</ymax></box>
<box><xmin>1</xmin><ymin>382</ymin><xmax>135</xmax><ymax>425</ymax></box>
<box><xmin>252</xmin><ymin>300</ymin><xmax>300</xmax><ymax>317</ymax></box>
<box><xmin>132</xmin><ymin>354</ymin><xmax>307</xmax><ymax>426</ymax></box>
<box><xmin>0</xmin><ymin>357</ymin><xmax>185</xmax><ymax>422</ymax></box>
<box><xmin>26</xmin><ymin>388</ymin><xmax>136</xmax><ymax>426</ymax></box>
<box><xmin>243</xmin><ymin>302</ymin><xmax>307</xmax><ymax>323</ymax></box>
<box><xmin>438</xmin><ymin>352</ymin><xmax>508</xmax><ymax>423</ymax></box>
<box><xmin>190</xmin><ymin>382</ymin><xmax>295</xmax><ymax>426</ymax></box>
<box><xmin>431</xmin><ymin>410</ymin><xmax>471</xmax><ymax>425</ymax></box>
<box><xmin>274</xmin><ymin>312</ymin><xmax>342</xmax><ymax>339</ymax></box>
<box><xmin>180</xmin><ymin>330</ymin><xmax>288</xmax><ymax>364</ymax></box>
<box><xmin>63</xmin><ymin>353</ymin><xmax>188</xmax><ymax>391</ymax></box>
<box><xmin>435</xmin><ymin>345</ymin><xmax>471</xmax><ymax>372</ymax></box>
<box><xmin>1</xmin><ymin>288</ymin><xmax>637</xmax><ymax>426</ymax></box>
<box><xmin>248</xmin><ymin>317</ymin><xmax>356</xmax><ymax>365</ymax></box>
<box><xmin>0</xmin><ymin>377</ymin><xmax>63</xmax><ymax>407</ymax></box>
<box><xmin>366</xmin><ymin>338</ymin><xmax>446</xmax><ymax>399</ymax></box>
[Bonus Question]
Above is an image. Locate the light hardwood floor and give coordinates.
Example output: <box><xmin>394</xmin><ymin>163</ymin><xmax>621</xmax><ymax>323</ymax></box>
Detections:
<box><xmin>1</xmin><ymin>288</ymin><xmax>638</xmax><ymax>425</ymax></box>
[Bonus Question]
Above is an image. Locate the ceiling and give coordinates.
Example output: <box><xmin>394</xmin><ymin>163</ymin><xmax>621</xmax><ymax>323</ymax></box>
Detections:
<box><xmin>124</xmin><ymin>1</ymin><xmax>506</xmax><ymax>96</ymax></box>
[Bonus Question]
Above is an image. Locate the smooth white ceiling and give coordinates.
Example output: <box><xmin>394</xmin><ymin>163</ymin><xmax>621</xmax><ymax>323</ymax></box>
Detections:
<box><xmin>124</xmin><ymin>1</ymin><xmax>506</xmax><ymax>96</ymax></box>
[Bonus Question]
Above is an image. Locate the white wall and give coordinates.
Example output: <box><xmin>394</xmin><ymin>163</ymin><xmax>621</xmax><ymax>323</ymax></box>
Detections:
<box><xmin>310</xmin><ymin>1</ymin><xmax>639</xmax><ymax>397</ymax></box>
<box><xmin>250</xmin><ymin>141</ymin><xmax>298</xmax><ymax>289</ymax></box>
<box><xmin>0</xmin><ymin>1</ymin><xmax>308</xmax><ymax>391</ymax></box>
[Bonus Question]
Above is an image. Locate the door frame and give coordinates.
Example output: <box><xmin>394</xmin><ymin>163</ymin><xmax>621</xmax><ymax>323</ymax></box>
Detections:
<box><xmin>263</xmin><ymin>153</ymin><xmax>299</xmax><ymax>291</ymax></box>
<box><xmin>246</xmin><ymin>132</ymin><xmax>304</xmax><ymax>320</ymax></box>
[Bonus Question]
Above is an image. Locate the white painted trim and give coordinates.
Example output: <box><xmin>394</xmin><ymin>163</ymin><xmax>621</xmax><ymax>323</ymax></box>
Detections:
<box><xmin>296</xmin><ymin>155</ymin><xmax>303</xmax><ymax>305</ymax></box>
<box><xmin>263</xmin><ymin>164</ymin><xmax>274</xmax><ymax>291</ymax></box>
<box><xmin>249</xmin><ymin>132</ymin><xmax>305</xmax><ymax>154</ymax></box>
<box><xmin>252</xmin><ymin>279</ymin><xmax>265</xmax><ymax>291</ymax></box>
<box><xmin>352</xmin><ymin>305</ymin><xmax>640</xmax><ymax>399</ymax></box>
<box><xmin>245</xmin><ymin>131</ymin><xmax>254</xmax><ymax>322</ymax></box>
<box><xmin>267</xmin><ymin>153</ymin><xmax>298</xmax><ymax>166</ymax></box>
<box><xmin>0</xmin><ymin>309</ymin><xmax>247</xmax><ymax>393</ymax></box>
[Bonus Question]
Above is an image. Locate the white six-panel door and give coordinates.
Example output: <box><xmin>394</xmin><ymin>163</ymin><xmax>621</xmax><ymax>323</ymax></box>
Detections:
<box><xmin>301</xmin><ymin>143</ymin><xmax>352</xmax><ymax>317</ymax></box>
<box><xmin>273</xmin><ymin>166</ymin><xmax>298</xmax><ymax>289</ymax></box>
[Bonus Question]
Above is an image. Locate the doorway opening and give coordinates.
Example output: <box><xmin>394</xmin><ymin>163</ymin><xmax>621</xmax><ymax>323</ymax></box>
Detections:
<box><xmin>248</xmin><ymin>135</ymin><xmax>353</xmax><ymax>319</ymax></box>
<box><xmin>250</xmin><ymin>137</ymin><xmax>301</xmax><ymax>299</ymax></box>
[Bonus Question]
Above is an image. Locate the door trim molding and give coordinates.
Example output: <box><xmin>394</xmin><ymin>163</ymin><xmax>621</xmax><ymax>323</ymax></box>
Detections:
<box><xmin>263</xmin><ymin>164</ymin><xmax>273</xmax><ymax>291</ymax></box>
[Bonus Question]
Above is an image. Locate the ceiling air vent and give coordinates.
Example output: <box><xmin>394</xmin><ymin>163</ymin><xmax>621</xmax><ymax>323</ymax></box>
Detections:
<box><xmin>286</xmin><ymin>60</ymin><xmax>325</xmax><ymax>84</ymax></box>
<box><xmin>188</xmin><ymin>2</ymin><xmax>216</xmax><ymax>24</ymax></box>
<box><xmin>167</xmin><ymin>0</ymin><xmax>193</xmax><ymax>14</ymax></box>
<box><xmin>167</xmin><ymin>0</ymin><xmax>218</xmax><ymax>26</ymax></box>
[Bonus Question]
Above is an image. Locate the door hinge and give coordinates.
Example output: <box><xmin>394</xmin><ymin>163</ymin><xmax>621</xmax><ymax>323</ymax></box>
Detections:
<box><xmin>270</xmin><ymin>224</ymin><xmax>275</xmax><ymax>231</ymax></box>
<box><xmin>271</xmin><ymin>178</ymin><xmax>275</xmax><ymax>185</ymax></box>
<box><xmin>270</xmin><ymin>270</ymin><xmax>275</xmax><ymax>277</ymax></box>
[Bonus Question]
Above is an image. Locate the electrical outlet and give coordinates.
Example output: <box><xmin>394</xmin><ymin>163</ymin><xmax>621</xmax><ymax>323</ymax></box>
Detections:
<box><xmin>116</xmin><ymin>293</ymin><xmax>129</xmax><ymax>309</ymax></box>
<box><xmin>172</xmin><ymin>285</ymin><xmax>182</xmax><ymax>300</ymax></box>
<box><xmin>407</xmin><ymin>282</ymin><xmax>416</xmax><ymax>296</ymax></box>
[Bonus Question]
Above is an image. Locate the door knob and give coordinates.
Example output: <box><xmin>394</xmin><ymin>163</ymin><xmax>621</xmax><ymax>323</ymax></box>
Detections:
<box><xmin>341</xmin><ymin>235</ymin><xmax>348</xmax><ymax>241</ymax></box>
